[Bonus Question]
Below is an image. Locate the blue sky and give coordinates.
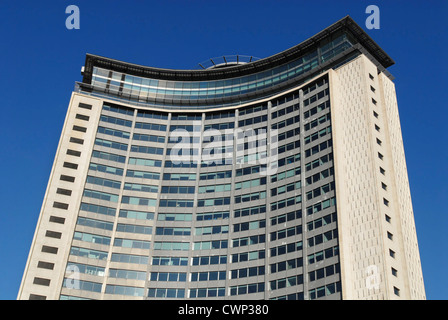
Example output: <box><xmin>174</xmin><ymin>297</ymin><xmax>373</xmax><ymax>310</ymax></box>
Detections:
<box><xmin>0</xmin><ymin>0</ymin><xmax>446</xmax><ymax>300</ymax></box>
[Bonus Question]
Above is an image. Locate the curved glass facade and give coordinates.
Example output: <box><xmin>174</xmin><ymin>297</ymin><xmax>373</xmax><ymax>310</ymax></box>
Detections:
<box><xmin>82</xmin><ymin>33</ymin><xmax>353</xmax><ymax>109</ymax></box>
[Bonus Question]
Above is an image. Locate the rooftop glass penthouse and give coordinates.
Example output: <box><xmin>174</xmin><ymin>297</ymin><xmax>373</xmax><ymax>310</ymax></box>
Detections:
<box><xmin>18</xmin><ymin>16</ymin><xmax>425</xmax><ymax>300</ymax></box>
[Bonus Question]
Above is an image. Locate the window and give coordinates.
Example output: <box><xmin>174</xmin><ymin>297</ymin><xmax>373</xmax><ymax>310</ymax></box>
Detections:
<box><xmin>34</xmin><ymin>277</ymin><xmax>51</xmax><ymax>286</ymax></box>
<box><xmin>234</xmin><ymin>191</ymin><xmax>266</xmax><ymax>204</ymax></box>
<box><xmin>235</xmin><ymin>177</ymin><xmax>266</xmax><ymax>190</ymax></box>
<box><xmin>373</xmin><ymin>111</ymin><xmax>379</xmax><ymax>118</ymax></box>
<box><xmin>77</xmin><ymin>217</ymin><xmax>114</xmax><ymax>231</ymax></box>
<box><xmin>387</xmin><ymin>232</ymin><xmax>394</xmax><ymax>240</ymax></box>
<box><xmin>392</xmin><ymin>268</ymin><xmax>398</xmax><ymax>277</ymax></box>
<box><xmin>231</xmin><ymin>249</ymin><xmax>264</xmax><ymax>262</ymax></box>
<box><xmin>74</xmin><ymin>231</ymin><xmax>111</xmax><ymax>246</ymax></box>
<box><xmin>122</xmin><ymin>196</ymin><xmax>157</xmax><ymax>206</ymax></box>
<box><xmin>378</xmin><ymin>152</ymin><xmax>384</xmax><ymax>160</ymax></box>
<box><xmin>56</xmin><ymin>188</ymin><xmax>72</xmax><ymax>196</ymax></box>
<box><xmin>165</xmin><ymin>173</ymin><xmax>197</xmax><ymax>181</ymax></box>
<box><xmin>53</xmin><ymin>202</ymin><xmax>69</xmax><ymax>210</ymax></box>
<box><xmin>148</xmin><ymin>288</ymin><xmax>185</xmax><ymax>299</ymax></box>
<box><xmin>101</xmin><ymin>115</ymin><xmax>132</xmax><ymax>127</ymax></box>
<box><xmin>76</xmin><ymin>114</ymin><xmax>90</xmax><ymax>121</ymax></box>
<box><xmin>198</xmin><ymin>197</ymin><xmax>231</xmax><ymax>207</ymax></box>
<box><xmin>45</xmin><ymin>231</ymin><xmax>62</xmax><ymax>239</ymax></box>
<box><xmin>128</xmin><ymin>157</ymin><xmax>162</xmax><ymax>167</ymax></box>
<box><xmin>159</xmin><ymin>199</ymin><xmax>194</xmax><ymax>208</ymax></box>
<box><xmin>131</xmin><ymin>145</ymin><xmax>163</xmax><ymax>155</ymax></box>
<box><xmin>80</xmin><ymin>203</ymin><xmax>116</xmax><ymax>217</ymax></box>
<box><xmin>105</xmin><ymin>285</ymin><xmax>145</xmax><ymax>297</ymax></box>
<box><xmin>120</xmin><ymin>210</ymin><xmax>154</xmax><ymax>220</ymax></box>
<box><xmin>79</xmin><ymin>103</ymin><xmax>92</xmax><ymax>110</ymax></box>
<box><xmin>198</xmin><ymin>184</ymin><xmax>230</xmax><ymax>193</ymax></box>
<box><xmin>150</xmin><ymin>272</ymin><xmax>187</xmax><ymax>282</ymax></box>
<box><xmin>49</xmin><ymin>216</ymin><xmax>65</xmax><ymax>224</ymax></box>
<box><xmin>154</xmin><ymin>242</ymin><xmax>190</xmax><ymax>251</ymax></box>
<box><xmin>385</xmin><ymin>214</ymin><xmax>391</xmax><ymax>223</ymax></box>
<box><xmin>111</xmin><ymin>253</ymin><xmax>148</xmax><ymax>265</ymax></box>
<box><xmin>67</xmin><ymin>149</ymin><xmax>81</xmax><ymax>157</ymax></box>
<box><xmin>195</xmin><ymin>225</ymin><xmax>229</xmax><ymax>236</ymax></box>
<box><xmin>230</xmin><ymin>282</ymin><xmax>265</xmax><ymax>296</ymax></box>
<box><xmin>369</xmin><ymin>73</ymin><xmax>374</xmax><ymax>80</ymax></box>
<box><xmin>70</xmin><ymin>246</ymin><xmax>108</xmax><ymax>261</ymax></box>
<box><xmin>73</xmin><ymin>125</ymin><xmax>87</xmax><ymax>133</ymax></box>
<box><xmin>42</xmin><ymin>245</ymin><xmax>58</xmax><ymax>254</ymax></box>
<box><xmin>137</xmin><ymin>110</ymin><xmax>168</xmax><ymax>120</ymax></box>
<box><xmin>376</xmin><ymin>138</ymin><xmax>382</xmax><ymax>146</ymax></box>
<box><xmin>152</xmin><ymin>256</ymin><xmax>189</xmax><ymax>266</ymax></box>
<box><xmin>189</xmin><ymin>287</ymin><xmax>225</xmax><ymax>298</ymax></box>
<box><xmin>383</xmin><ymin>198</ymin><xmax>389</xmax><ymax>206</ymax></box>
<box><xmin>389</xmin><ymin>249</ymin><xmax>396</xmax><ymax>258</ymax></box>
<box><xmin>375</xmin><ymin>124</ymin><xmax>381</xmax><ymax>132</ymax></box>
<box><xmin>63</xmin><ymin>279</ymin><xmax>102</xmax><ymax>293</ymax></box>
<box><xmin>190</xmin><ymin>271</ymin><xmax>226</xmax><ymax>282</ymax></box>
<box><xmin>63</xmin><ymin>162</ymin><xmax>78</xmax><ymax>169</ymax></box>
<box><xmin>191</xmin><ymin>255</ymin><xmax>227</xmax><ymax>266</ymax></box>
<box><xmin>370</xmin><ymin>86</ymin><xmax>376</xmax><ymax>93</ymax></box>
<box><xmin>127</xmin><ymin>169</ymin><xmax>159</xmax><ymax>180</ymax></box>
<box><xmin>93</xmin><ymin>150</ymin><xmax>126</xmax><ymax>164</ymax></box>
<box><xmin>193</xmin><ymin>240</ymin><xmax>228</xmax><ymax>251</ymax></box>
<box><xmin>234</xmin><ymin>205</ymin><xmax>266</xmax><ymax>218</ymax></box>
<box><xmin>103</xmin><ymin>104</ymin><xmax>134</xmax><ymax>116</ymax></box>
<box><xmin>84</xmin><ymin>189</ymin><xmax>119</xmax><ymax>203</ymax></box>
<box><xmin>196</xmin><ymin>211</ymin><xmax>229</xmax><ymax>221</ymax></box>
<box><xmin>37</xmin><ymin>261</ymin><xmax>54</xmax><ymax>270</ymax></box>
<box><xmin>109</xmin><ymin>269</ymin><xmax>146</xmax><ymax>281</ymax></box>
<box><xmin>380</xmin><ymin>167</ymin><xmax>386</xmax><ymax>175</ymax></box>
<box><xmin>233</xmin><ymin>234</ymin><xmax>265</xmax><ymax>248</ymax></box>
<box><xmin>117</xmin><ymin>223</ymin><xmax>153</xmax><ymax>235</ymax></box>
<box><xmin>156</xmin><ymin>227</ymin><xmax>190</xmax><ymax>236</ymax></box>
<box><xmin>87</xmin><ymin>176</ymin><xmax>121</xmax><ymax>189</ymax></box>
<box><xmin>231</xmin><ymin>266</ymin><xmax>265</xmax><ymax>279</ymax></box>
<box><xmin>97</xmin><ymin>126</ymin><xmax>130</xmax><ymax>139</ymax></box>
<box><xmin>233</xmin><ymin>219</ymin><xmax>266</xmax><ymax>232</ymax></box>
<box><xmin>393</xmin><ymin>287</ymin><xmax>400</xmax><ymax>296</ymax></box>
<box><xmin>270</xmin><ymin>241</ymin><xmax>302</xmax><ymax>257</ymax></box>
<box><xmin>68</xmin><ymin>263</ymin><xmax>105</xmax><ymax>277</ymax></box>
<box><xmin>60</xmin><ymin>174</ymin><xmax>75</xmax><ymax>182</ymax></box>
<box><xmin>125</xmin><ymin>182</ymin><xmax>158</xmax><ymax>193</ymax></box>
<box><xmin>381</xmin><ymin>182</ymin><xmax>387</xmax><ymax>190</ymax></box>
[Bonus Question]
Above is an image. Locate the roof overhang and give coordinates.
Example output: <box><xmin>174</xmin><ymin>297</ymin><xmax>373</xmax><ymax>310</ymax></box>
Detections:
<box><xmin>82</xmin><ymin>16</ymin><xmax>394</xmax><ymax>84</ymax></box>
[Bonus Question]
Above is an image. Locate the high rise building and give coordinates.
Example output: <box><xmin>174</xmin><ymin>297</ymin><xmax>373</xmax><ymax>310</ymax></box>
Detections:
<box><xmin>18</xmin><ymin>16</ymin><xmax>425</xmax><ymax>300</ymax></box>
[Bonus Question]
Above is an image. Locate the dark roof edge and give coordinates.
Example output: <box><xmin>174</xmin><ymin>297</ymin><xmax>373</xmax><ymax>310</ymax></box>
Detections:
<box><xmin>82</xmin><ymin>16</ymin><xmax>394</xmax><ymax>83</ymax></box>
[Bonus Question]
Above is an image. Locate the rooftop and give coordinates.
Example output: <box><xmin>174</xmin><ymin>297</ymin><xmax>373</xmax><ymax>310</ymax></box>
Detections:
<box><xmin>81</xmin><ymin>16</ymin><xmax>394</xmax><ymax>84</ymax></box>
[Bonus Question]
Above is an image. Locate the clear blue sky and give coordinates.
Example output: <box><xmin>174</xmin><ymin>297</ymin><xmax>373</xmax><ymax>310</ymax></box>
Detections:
<box><xmin>0</xmin><ymin>0</ymin><xmax>446</xmax><ymax>300</ymax></box>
